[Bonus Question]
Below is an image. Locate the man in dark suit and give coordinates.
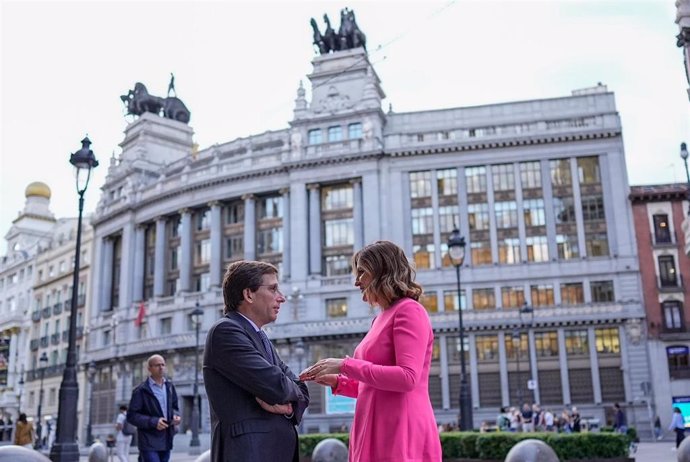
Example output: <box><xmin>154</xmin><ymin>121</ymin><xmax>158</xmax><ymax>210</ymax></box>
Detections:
<box><xmin>203</xmin><ymin>260</ymin><xmax>309</xmax><ymax>462</ymax></box>
<box><xmin>127</xmin><ymin>354</ymin><xmax>180</xmax><ymax>462</ymax></box>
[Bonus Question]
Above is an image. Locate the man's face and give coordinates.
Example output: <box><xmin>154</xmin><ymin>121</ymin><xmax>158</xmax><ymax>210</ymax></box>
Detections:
<box><xmin>148</xmin><ymin>356</ymin><xmax>166</xmax><ymax>381</ymax></box>
<box><xmin>244</xmin><ymin>273</ymin><xmax>285</xmax><ymax>328</ymax></box>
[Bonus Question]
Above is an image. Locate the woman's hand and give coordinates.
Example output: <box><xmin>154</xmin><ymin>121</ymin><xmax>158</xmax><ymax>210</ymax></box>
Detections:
<box><xmin>299</xmin><ymin>358</ymin><xmax>344</xmax><ymax>381</ymax></box>
<box><xmin>314</xmin><ymin>374</ymin><xmax>338</xmax><ymax>388</ymax></box>
<box><xmin>255</xmin><ymin>397</ymin><xmax>293</xmax><ymax>415</ymax></box>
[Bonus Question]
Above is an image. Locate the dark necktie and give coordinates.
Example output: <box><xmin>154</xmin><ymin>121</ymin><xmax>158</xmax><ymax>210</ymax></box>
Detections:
<box><xmin>258</xmin><ymin>330</ymin><xmax>273</xmax><ymax>359</ymax></box>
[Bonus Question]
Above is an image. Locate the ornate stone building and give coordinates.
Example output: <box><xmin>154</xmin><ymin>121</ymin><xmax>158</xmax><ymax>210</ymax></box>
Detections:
<box><xmin>629</xmin><ymin>184</ymin><xmax>690</xmax><ymax>432</ymax></box>
<box><xmin>87</xmin><ymin>46</ymin><xmax>652</xmax><ymax>437</ymax></box>
<box><xmin>0</xmin><ymin>184</ymin><xmax>56</xmax><ymax>431</ymax></box>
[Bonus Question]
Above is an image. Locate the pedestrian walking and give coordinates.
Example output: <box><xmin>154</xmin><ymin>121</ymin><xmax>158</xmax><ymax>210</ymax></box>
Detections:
<box><xmin>613</xmin><ymin>403</ymin><xmax>627</xmax><ymax>434</ymax></box>
<box><xmin>14</xmin><ymin>413</ymin><xmax>34</xmax><ymax>449</ymax></box>
<box><xmin>654</xmin><ymin>415</ymin><xmax>662</xmax><ymax>440</ymax></box>
<box><xmin>669</xmin><ymin>407</ymin><xmax>686</xmax><ymax>449</ymax></box>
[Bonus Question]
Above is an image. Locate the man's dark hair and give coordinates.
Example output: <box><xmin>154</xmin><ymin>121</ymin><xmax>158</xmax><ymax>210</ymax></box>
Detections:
<box><xmin>119</xmin><ymin>404</ymin><xmax>127</xmax><ymax>411</ymax></box>
<box><xmin>222</xmin><ymin>260</ymin><xmax>278</xmax><ymax>315</ymax></box>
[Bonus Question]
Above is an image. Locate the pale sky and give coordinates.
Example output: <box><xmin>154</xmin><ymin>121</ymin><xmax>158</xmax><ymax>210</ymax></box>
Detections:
<box><xmin>1</xmin><ymin>0</ymin><xmax>689</xmax><ymax>254</ymax></box>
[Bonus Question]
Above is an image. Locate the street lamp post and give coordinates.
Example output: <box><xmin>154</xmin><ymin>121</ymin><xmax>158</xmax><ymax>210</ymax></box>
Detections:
<box><xmin>189</xmin><ymin>303</ymin><xmax>204</xmax><ymax>454</ymax></box>
<box><xmin>36</xmin><ymin>352</ymin><xmax>48</xmax><ymax>450</ymax></box>
<box><xmin>50</xmin><ymin>137</ymin><xmax>98</xmax><ymax>462</ymax></box>
<box><xmin>447</xmin><ymin>228</ymin><xmax>473</xmax><ymax>431</ymax></box>
<box><xmin>680</xmin><ymin>142</ymin><xmax>690</xmax><ymax>215</ymax></box>
<box><xmin>513</xmin><ymin>305</ymin><xmax>534</xmax><ymax>406</ymax></box>
<box><xmin>85</xmin><ymin>362</ymin><xmax>96</xmax><ymax>447</ymax></box>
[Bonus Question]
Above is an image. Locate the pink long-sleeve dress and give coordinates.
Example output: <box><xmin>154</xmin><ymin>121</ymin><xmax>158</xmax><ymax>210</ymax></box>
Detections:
<box><xmin>333</xmin><ymin>297</ymin><xmax>442</xmax><ymax>462</ymax></box>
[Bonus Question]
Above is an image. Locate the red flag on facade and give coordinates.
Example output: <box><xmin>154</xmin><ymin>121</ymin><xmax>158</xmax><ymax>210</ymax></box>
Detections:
<box><xmin>135</xmin><ymin>302</ymin><xmax>146</xmax><ymax>327</ymax></box>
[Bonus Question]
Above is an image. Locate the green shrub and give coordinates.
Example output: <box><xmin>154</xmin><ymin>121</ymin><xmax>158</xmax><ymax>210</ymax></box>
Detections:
<box><xmin>299</xmin><ymin>431</ymin><xmax>628</xmax><ymax>460</ymax></box>
<box><xmin>601</xmin><ymin>426</ymin><xmax>638</xmax><ymax>443</ymax></box>
<box><xmin>298</xmin><ymin>433</ymin><xmax>349</xmax><ymax>458</ymax></box>
<box><xmin>439</xmin><ymin>432</ymin><xmax>479</xmax><ymax>458</ymax></box>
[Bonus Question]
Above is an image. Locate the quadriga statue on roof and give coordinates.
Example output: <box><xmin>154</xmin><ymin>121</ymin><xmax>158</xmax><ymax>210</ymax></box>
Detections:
<box><xmin>120</xmin><ymin>78</ymin><xmax>191</xmax><ymax>124</ymax></box>
<box><xmin>310</xmin><ymin>7</ymin><xmax>366</xmax><ymax>55</ymax></box>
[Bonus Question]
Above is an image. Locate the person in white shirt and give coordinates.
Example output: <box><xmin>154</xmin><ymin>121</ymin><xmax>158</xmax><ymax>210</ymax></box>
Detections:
<box><xmin>543</xmin><ymin>409</ymin><xmax>554</xmax><ymax>432</ymax></box>
<box><xmin>115</xmin><ymin>404</ymin><xmax>132</xmax><ymax>462</ymax></box>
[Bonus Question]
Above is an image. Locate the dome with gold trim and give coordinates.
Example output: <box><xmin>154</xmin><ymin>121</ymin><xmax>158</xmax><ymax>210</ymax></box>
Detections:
<box><xmin>25</xmin><ymin>182</ymin><xmax>51</xmax><ymax>199</ymax></box>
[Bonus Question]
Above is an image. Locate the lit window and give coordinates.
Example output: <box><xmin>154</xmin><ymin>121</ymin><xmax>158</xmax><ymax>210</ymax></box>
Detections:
<box><xmin>326</xmin><ymin>298</ymin><xmax>348</xmax><ymax>317</ymax></box>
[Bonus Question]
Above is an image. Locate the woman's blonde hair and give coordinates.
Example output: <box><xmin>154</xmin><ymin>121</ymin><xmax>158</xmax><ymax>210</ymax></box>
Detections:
<box><xmin>352</xmin><ymin>240</ymin><xmax>422</xmax><ymax>307</ymax></box>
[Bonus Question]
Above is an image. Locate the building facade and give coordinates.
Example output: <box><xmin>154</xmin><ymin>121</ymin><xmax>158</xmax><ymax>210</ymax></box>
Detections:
<box><xmin>25</xmin><ymin>216</ymin><xmax>92</xmax><ymax>446</ymax></box>
<box><xmin>630</xmin><ymin>184</ymin><xmax>690</xmax><ymax>429</ymax></box>
<box><xmin>87</xmin><ymin>47</ymin><xmax>652</xmax><ymax>437</ymax></box>
<box><xmin>0</xmin><ymin>183</ymin><xmax>57</xmax><ymax>429</ymax></box>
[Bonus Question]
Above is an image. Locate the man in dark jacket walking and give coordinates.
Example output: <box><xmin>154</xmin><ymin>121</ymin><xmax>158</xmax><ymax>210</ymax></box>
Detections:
<box><xmin>127</xmin><ymin>354</ymin><xmax>180</xmax><ymax>462</ymax></box>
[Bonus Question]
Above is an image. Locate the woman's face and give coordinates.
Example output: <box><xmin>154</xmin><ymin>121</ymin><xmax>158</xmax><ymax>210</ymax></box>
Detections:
<box><xmin>354</xmin><ymin>266</ymin><xmax>373</xmax><ymax>304</ymax></box>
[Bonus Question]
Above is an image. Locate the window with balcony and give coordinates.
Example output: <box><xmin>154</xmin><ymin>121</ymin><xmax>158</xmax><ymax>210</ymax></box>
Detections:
<box><xmin>472</xmin><ymin>288</ymin><xmax>496</xmax><ymax>310</ymax></box>
<box><xmin>348</xmin><ymin>123</ymin><xmax>362</xmax><ymax>139</ymax></box>
<box><xmin>591</xmin><ymin>280</ymin><xmax>614</xmax><ymax>303</ymax></box>
<box><xmin>595</xmin><ymin>328</ymin><xmax>620</xmax><ymax>354</ymax></box>
<box><xmin>419</xmin><ymin>292</ymin><xmax>438</xmax><ymax>313</ymax></box>
<box><xmin>465</xmin><ymin>166</ymin><xmax>487</xmax><ymax>193</ymax></box>
<box><xmin>326</xmin><ymin>298</ymin><xmax>347</xmax><ymax>317</ymax></box>
<box><xmin>667</xmin><ymin>346</ymin><xmax>690</xmax><ymax>379</ymax></box>
<box><xmin>561</xmin><ymin>282</ymin><xmax>584</xmax><ymax>305</ymax></box>
<box><xmin>530</xmin><ymin>284</ymin><xmax>554</xmax><ymax>307</ymax></box>
<box><xmin>663</xmin><ymin>300</ymin><xmax>684</xmax><ymax>331</ymax></box>
<box><xmin>564</xmin><ymin>330</ymin><xmax>589</xmax><ymax>355</ymax></box>
<box><xmin>327</xmin><ymin>126</ymin><xmax>342</xmax><ymax>142</ymax></box>
<box><xmin>476</xmin><ymin>335</ymin><xmax>499</xmax><ymax>361</ymax></box>
<box><xmin>492</xmin><ymin>164</ymin><xmax>515</xmax><ymax>191</ymax></box>
<box><xmin>520</xmin><ymin>161</ymin><xmax>542</xmax><ymax>189</ymax></box>
<box><xmin>501</xmin><ymin>287</ymin><xmax>525</xmax><ymax>309</ymax></box>
<box><xmin>653</xmin><ymin>214</ymin><xmax>672</xmax><ymax>244</ymax></box>
<box><xmin>308</xmin><ymin>129</ymin><xmax>322</xmax><ymax>145</ymax></box>
<box><xmin>160</xmin><ymin>317</ymin><xmax>172</xmax><ymax>335</ymax></box>
<box><xmin>658</xmin><ymin>255</ymin><xmax>678</xmax><ymax>287</ymax></box>
<box><xmin>443</xmin><ymin>290</ymin><xmax>466</xmax><ymax>311</ymax></box>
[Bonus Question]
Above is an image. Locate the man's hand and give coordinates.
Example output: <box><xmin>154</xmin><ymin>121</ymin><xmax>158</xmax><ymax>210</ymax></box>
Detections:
<box><xmin>255</xmin><ymin>397</ymin><xmax>293</xmax><ymax>415</ymax></box>
<box><xmin>156</xmin><ymin>418</ymin><xmax>169</xmax><ymax>431</ymax></box>
<box><xmin>172</xmin><ymin>415</ymin><xmax>181</xmax><ymax>426</ymax></box>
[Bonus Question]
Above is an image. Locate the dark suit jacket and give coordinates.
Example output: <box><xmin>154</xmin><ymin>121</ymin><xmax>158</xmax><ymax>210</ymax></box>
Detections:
<box><xmin>203</xmin><ymin>312</ymin><xmax>309</xmax><ymax>462</ymax></box>
<box><xmin>126</xmin><ymin>379</ymin><xmax>179</xmax><ymax>451</ymax></box>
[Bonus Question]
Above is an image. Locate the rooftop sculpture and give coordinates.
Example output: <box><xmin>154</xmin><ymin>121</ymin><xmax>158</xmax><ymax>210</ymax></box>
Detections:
<box><xmin>120</xmin><ymin>75</ymin><xmax>191</xmax><ymax>124</ymax></box>
<box><xmin>311</xmin><ymin>8</ymin><xmax>366</xmax><ymax>55</ymax></box>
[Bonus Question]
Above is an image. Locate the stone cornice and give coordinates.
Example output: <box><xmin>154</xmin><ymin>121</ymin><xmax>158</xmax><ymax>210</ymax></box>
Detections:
<box><xmin>387</xmin><ymin>129</ymin><xmax>621</xmax><ymax>158</ymax></box>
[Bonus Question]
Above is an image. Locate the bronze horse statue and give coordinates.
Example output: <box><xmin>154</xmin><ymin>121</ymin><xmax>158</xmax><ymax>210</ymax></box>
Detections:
<box><xmin>120</xmin><ymin>82</ymin><xmax>191</xmax><ymax>124</ymax></box>
<box><xmin>311</xmin><ymin>8</ymin><xmax>366</xmax><ymax>55</ymax></box>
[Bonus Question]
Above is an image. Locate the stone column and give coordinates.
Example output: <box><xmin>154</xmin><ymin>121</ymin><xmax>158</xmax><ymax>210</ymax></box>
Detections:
<box><xmin>243</xmin><ymin>194</ymin><xmax>256</xmax><ymax>261</ymax></box>
<box><xmin>289</xmin><ymin>183</ymin><xmax>308</xmax><ymax>281</ymax></box>
<box><xmin>210</xmin><ymin>202</ymin><xmax>223</xmax><ymax>287</ymax></box>
<box><xmin>118</xmin><ymin>222</ymin><xmax>135</xmax><ymax>308</ymax></box>
<box><xmin>280</xmin><ymin>189</ymin><xmax>291</xmax><ymax>279</ymax></box>
<box><xmin>557</xmin><ymin>329</ymin><xmax>571</xmax><ymax>405</ymax></box>
<box><xmin>308</xmin><ymin>184</ymin><xmax>322</xmax><ymax>275</ymax></box>
<box><xmin>468</xmin><ymin>333</ymin><xmax>480</xmax><ymax>409</ymax></box>
<box><xmin>498</xmin><ymin>331</ymin><xmax>510</xmax><ymax>407</ymax></box>
<box><xmin>351</xmin><ymin>179</ymin><xmax>364</xmax><ymax>251</ymax></box>
<box><xmin>102</xmin><ymin>237</ymin><xmax>114</xmax><ymax>311</ymax></box>
<box><xmin>153</xmin><ymin>217</ymin><xmax>166</xmax><ymax>297</ymax></box>
<box><xmin>527</xmin><ymin>329</ymin><xmax>540</xmax><ymax>404</ymax></box>
<box><xmin>439</xmin><ymin>335</ymin><xmax>450</xmax><ymax>410</ymax></box>
<box><xmin>132</xmin><ymin>225</ymin><xmax>145</xmax><ymax>302</ymax></box>
<box><xmin>179</xmin><ymin>209</ymin><xmax>193</xmax><ymax>293</ymax></box>
<box><xmin>588</xmin><ymin>327</ymin><xmax>603</xmax><ymax>404</ymax></box>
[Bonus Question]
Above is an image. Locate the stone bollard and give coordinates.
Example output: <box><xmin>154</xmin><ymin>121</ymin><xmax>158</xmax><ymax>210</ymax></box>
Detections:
<box><xmin>194</xmin><ymin>449</ymin><xmax>211</xmax><ymax>462</ymax></box>
<box><xmin>88</xmin><ymin>441</ymin><xmax>108</xmax><ymax>462</ymax></box>
<box><xmin>678</xmin><ymin>435</ymin><xmax>690</xmax><ymax>462</ymax></box>
<box><xmin>312</xmin><ymin>438</ymin><xmax>348</xmax><ymax>462</ymax></box>
<box><xmin>505</xmin><ymin>439</ymin><xmax>559</xmax><ymax>462</ymax></box>
<box><xmin>0</xmin><ymin>445</ymin><xmax>52</xmax><ymax>462</ymax></box>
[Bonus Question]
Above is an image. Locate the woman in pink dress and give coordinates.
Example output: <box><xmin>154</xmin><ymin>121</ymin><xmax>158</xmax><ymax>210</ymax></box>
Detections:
<box><xmin>300</xmin><ymin>241</ymin><xmax>442</xmax><ymax>462</ymax></box>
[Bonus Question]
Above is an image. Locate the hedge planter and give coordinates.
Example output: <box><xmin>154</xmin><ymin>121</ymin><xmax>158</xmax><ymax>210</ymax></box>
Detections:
<box><xmin>299</xmin><ymin>431</ymin><xmax>631</xmax><ymax>461</ymax></box>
